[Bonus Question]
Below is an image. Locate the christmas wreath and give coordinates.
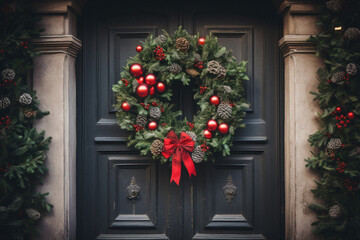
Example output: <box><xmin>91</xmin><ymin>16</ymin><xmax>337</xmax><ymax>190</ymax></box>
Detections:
<box><xmin>113</xmin><ymin>27</ymin><xmax>249</xmax><ymax>185</ymax></box>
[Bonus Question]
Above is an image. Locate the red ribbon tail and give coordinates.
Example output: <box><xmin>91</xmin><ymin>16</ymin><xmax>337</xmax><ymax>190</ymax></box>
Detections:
<box><xmin>183</xmin><ymin>151</ymin><xmax>197</xmax><ymax>178</ymax></box>
<box><xmin>170</xmin><ymin>149</ymin><xmax>182</xmax><ymax>185</ymax></box>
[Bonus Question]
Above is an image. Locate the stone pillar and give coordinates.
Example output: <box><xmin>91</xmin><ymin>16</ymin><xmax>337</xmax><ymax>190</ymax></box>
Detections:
<box><xmin>279</xmin><ymin>1</ymin><xmax>322</xmax><ymax>239</ymax></box>
<box><xmin>31</xmin><ymin>1</ymin><xmax>83</xmax><ymax>239</ymax></box>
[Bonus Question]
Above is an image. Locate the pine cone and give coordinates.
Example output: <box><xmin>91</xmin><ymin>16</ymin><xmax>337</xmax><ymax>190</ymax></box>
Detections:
<box><xmin>329</xmin><ymin>205</ymin><xmax>342</xmax><ymax>219</ymax></box>
<box><xmin>327</xmin><ymin>138</ymin><xmax>342</xmax><ymax>150</ymax></box>
<box><xmin>331</xmin><ymin>71</ymin><xmax>345</xmax><ymax>83</ymax></box>
<box><xmin>191</xmin><ymin>146</ymin><xmax>204</xmax><ymax>163</ymax></box>
<box><xmin>218</xmin><ymin>66</ymin><xmax>226</xmax><ymax>78</ymax></box>
<box><xmin>169</xmin><ymin>63</ymin><xmax>182</xmax><ymax>74</ymax></box>
<box><xmin>207</xmin><ymin>60</ymin><xmax>226</xmax><ymax>78</ymax></box>
<box><xmin>217</xmin><ymin>102</ymin><xmax>233</xmax><ymax>119</ymax></box>
<box><xmin>195</xmin><ymin>53</ymin><xmax>202</xmax><ymax>62</ymax></box>
<box><xmin>19</xmin><ymin>93</ymin><xmax>32</xmax><ymax>105</ymax></box>
<box><xmin>344</xmin><ymin>27</ymin><xmax>360</xmax><ymax>41</ymax></box>
<box><xmin>24</xmin><ymin>109</ymin><xmax>38</xmax><ymax>118</ymax></box>
<box><xmin>25</xmin><ymin>209</ymin><xmax>41</xmax><ymax>221</ymax></box>
<box><xmin>326</xmin><ymin>0</ymin><xmax>343</xmax><ymax>12</ymax></box>
<box><xmin>186</xmin><ymin>131</ymin><xmax>197</xmax><ymax>142</ymax></box>
<box><xmin>186</xmin><ymin>68</ymin><xmax>199</xmax><ymax>78</ymax></box>
<box><xmin>1</xmin><ymin>68</ymin><xmax>15</xmax><ymax>80</ymax></box>
<box><xmin>0</xmin><ymin>97</ymin><xmax>11</xmax><ymax>109</ymax></box>
<box><xmin>155</xmin><ymin>34</ymin><xmax>167</xmax><ymax>45</ymax></box>
<box><xmin>207</xmin><ymin>60</ymin><xmax>221</xmax><ymax>74</ymax></box>
<box><xmin>150</xmin><ymin>139</ymin><xmax>164</xmax><ymax>156</ymax></box>
<box><xmin>223</xmin><ymin>86</ymin><xmax>232</xmax><ymax>94</ymax></box>
<box><xmin>346</xmin><ymin>63</ymin><xmax>357</xmax><ymax>76</ymax></box>
<box><xmin>150</xmin><ymin>107</ymin><xmax>161</xmax><ymax>119</ymax></box>
<box><xmin>175</xmin><ymin>37</ymin><xmax>190</xmax><ymax>52</ymax></box>
<box><xmin>136</xmin><ymin>114</ymin><xmax>147</xmax><ymax>128</ymax></box>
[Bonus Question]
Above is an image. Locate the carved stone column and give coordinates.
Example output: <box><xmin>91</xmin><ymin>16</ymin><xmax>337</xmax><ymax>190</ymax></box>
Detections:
<box><xmin>279</xmin><ymin>1</ymin><xmax>322</xmax><ymax>239</ymax></box>
<box><xmin>31</xmin><ymin>1</ymin><xmax>83</xmax><ymax>239</ymax></box>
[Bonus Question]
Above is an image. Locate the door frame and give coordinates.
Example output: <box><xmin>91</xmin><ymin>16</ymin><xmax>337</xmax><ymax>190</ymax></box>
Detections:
<box><xmin>75</xmin><ymin>1</ymin><xmax>285</xmax><ymax>239</ymax></box>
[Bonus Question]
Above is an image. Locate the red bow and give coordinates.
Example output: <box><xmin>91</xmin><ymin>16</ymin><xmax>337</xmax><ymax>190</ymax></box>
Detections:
<box><xmin>162</xmin><ymin>130</ymin><xmax>196</xmax><ymax>185</ymax></box>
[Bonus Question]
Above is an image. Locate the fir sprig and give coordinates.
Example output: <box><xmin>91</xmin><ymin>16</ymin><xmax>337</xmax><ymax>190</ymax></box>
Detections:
<box><xmin>0</xmin><ymin>1</ymin><xmax>52</xmax><ymax>239</ymax></box>
<box><xmin>306</xmin><ymin>0</ymin><xmax>360</xmax><ymax>239</ymax></box>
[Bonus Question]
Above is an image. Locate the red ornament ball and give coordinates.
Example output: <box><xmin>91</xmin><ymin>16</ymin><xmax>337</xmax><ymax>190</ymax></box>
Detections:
<box><xmin>136</xmin><ymin>45</ymin><xmax>143</xmax><ymax>52</ymax></box>
<box><xmin>204</xmin><ymin>129</ymin><xmax>212</xmax><ymax>139</ymax></box>
<box><xmin>148</xmin><ymin>121</ymin><xmax>157</xmax><ymax>130</ymax></box>
<box><xmin>137</xmin><ymin>76</ymin><xmax>144</xmax><ymax>84</ymax></box>
<box><xmin>336</xmin><ymin>107</ymin><xmax>341</xmax><ymax>113</ymax></box>
<box><xmin>121</xmin><ymin>102</ymin><xmax>131</xmax><ymax>111</ymax></box>
<box><xmin>347</xmin><ymin>112</ymin><xmax>355</xmax><ymax>120</ymax></box>
<box><xmin>130</xmin><ymin>63</ymin><xmax>143</xmax><ymax>77</ymax></box>
<box><xmin>218</xmin><ymin>123</ymin><xmax>229</xmax><ymax>134</ymax></box>
<box><xmin>150</xmin><ymin>86</ymin><xmax>155</xmax><ymax>95</ymax></box>
<box><xmin>198</xmin><ymin>37</ymin><xmax>205</xmax><ymax>45</ymax></box>
<box><xmin>156</xmin><ymin>82</ymin><xmax>166</xmax><ymax>93</ymax></box>
<box><xmin>207</xmin><ymin>119</ymin><xmax>218</xmax><ymax>131</ymax></box>
<box><xmin>210</xmin><ymin>95</ymin><xmax>220</xmax><ymax>105</ymax></box>
<box><xmin>136</xmin><ymin>84</ymin><xmax>149</xmax><ymax>98</ymax></box>
<box><xmin>145</xmin><ymin>74</ymin><xmax>157</xmax><ymax>85</ymax></box>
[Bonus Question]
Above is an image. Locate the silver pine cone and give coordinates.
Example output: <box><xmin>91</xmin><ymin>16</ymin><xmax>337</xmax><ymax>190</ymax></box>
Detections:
<box><xmin>344</xmin><ymin>27</ymin><xmax>360</xmax><ymax>41</ymax></box>
<box><xmin>218</xmin><ymin>66</ymin><xmax>226</xmax><ymax>78</ymax></box>
<box><xmin>346</xmin><ymin>63</ymin><xmax>357</xmax><ymax>76</ymax></box>
<box><xmin>150</xmin><ymin>139</ymin><xmax>164</xmax><ymax>156</ymax></box>
<box><xmin>223</xmin><ymin>85</ymin><xmax>232</xmax><ymax>94</ymax></box>
<box><xmin>19</xmin><ymin>93</ymin><xmax>32</xmax><ymax>105</ymax></box>
<box><xmin>191</xmin><ymin>146</ymin><xmax>204</xmax><ymax>163</ymax></box>
<box><xmin>217</xmin><ymin>102</ymin><xmax>233</xmax><ymax>119</ymax></box>
<box><xmin>207</xmin><ymin>60</ymin><xmax>221</xmax><ymax>74</ymax></box>
<box><xmin>327</xmin><ymin>138</ymin><xmax>342</xmax><ymax>150</ymax></box>
<box><xmin>25</xmin><ymin>209</ymin><xmax>41</xmax><ymax>221</ymax></box>
<box><xmin>186</xmin><ymin>131</ymin><xmax>197</xmax><ymax>142</ymax></box>
<box><xmin>207</xmin><ymin>60</ymin><xmax>226</xmax><ymax>78</ymax></box>
<box><xmin>136</xmin><ymin>114</ymin><xmax>147</xmax><ymax>128</ymax></box>
<box><xmin>1</xmin><ymin>68</ymin><xmax>15</xmax><ymax>80</ymax></box>
<box><xmin>329</xmin><ymin>205</ymin><xmax>341</xmax><ymax>219</ymax></box>
<box><xmin>331</xmin><ymin>71</ymin><xmax>345</xmax><ymax>83</ymax></box>
<box><xmin>155</xmin><ymin>34</ymin><xmax>167</xmax><ymax>45</ymax></box>
<box><xmin>169</xmin><ymin>63</ymin><xmax>182</xmax><ymax>74</ymax></box>
<box><xmin>326</xmin><ymin>0</ymin><xmax>343</xmax><ymax>12</ymax></box>
<box><xmin>150</xmin><ymin>107</ymin><xmax>161</xmax><ymax>120</ymax></box>
<box><xmin>0</xmin><ymin>97</ymin><xmax>11</xmax><ymax>109</ymax></box>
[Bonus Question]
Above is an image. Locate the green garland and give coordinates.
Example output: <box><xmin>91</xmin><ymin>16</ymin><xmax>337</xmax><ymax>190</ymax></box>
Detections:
<box><xmin>113</xmin><ymin>27</ymin><xmax>249</xmax><ymax>181</ymax></box>
<box><xmin>305</xmin><ymin>0</ymin><xmax>360</xmax><ymax>239</ymax></box>
<box><xmin>0</xmin><ymin>2</ymin><xmax>52</xmax><ymax>239</ymax></box>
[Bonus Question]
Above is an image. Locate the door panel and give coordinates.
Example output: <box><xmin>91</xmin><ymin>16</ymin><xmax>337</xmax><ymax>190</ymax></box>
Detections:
<box><xmin>78</xmin><ymin>1</ymin><xmax>282</xmax><ymax>240</ymax></box>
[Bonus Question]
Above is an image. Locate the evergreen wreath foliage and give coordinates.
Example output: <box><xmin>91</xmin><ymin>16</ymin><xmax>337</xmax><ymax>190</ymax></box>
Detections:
<box><xmin>0</xmin><ymin>1</ymin><xmax>52</xmax><ymax>239</ymax></box>
<box><xmin>306</xmin><ymin>0</ymin><xmax>360</xmax><ymax>239</ymax></box>
<box><xmin>113</xmin><ymin>27</ymin><xmax>249</xmax><ymax>165</ymax></box>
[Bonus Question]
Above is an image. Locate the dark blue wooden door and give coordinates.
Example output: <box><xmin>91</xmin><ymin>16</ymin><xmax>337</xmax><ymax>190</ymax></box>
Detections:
<box><xmin>77</xmin><ymin>1</ymin><xmax>283</xmax><ymax>240</ymax></box>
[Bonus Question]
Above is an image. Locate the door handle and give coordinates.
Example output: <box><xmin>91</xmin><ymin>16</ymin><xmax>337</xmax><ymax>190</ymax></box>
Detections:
<box><xmin>126</xmin><ymin>176</ymin><xmax>141</xmax><ymax>200</ymax></box>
